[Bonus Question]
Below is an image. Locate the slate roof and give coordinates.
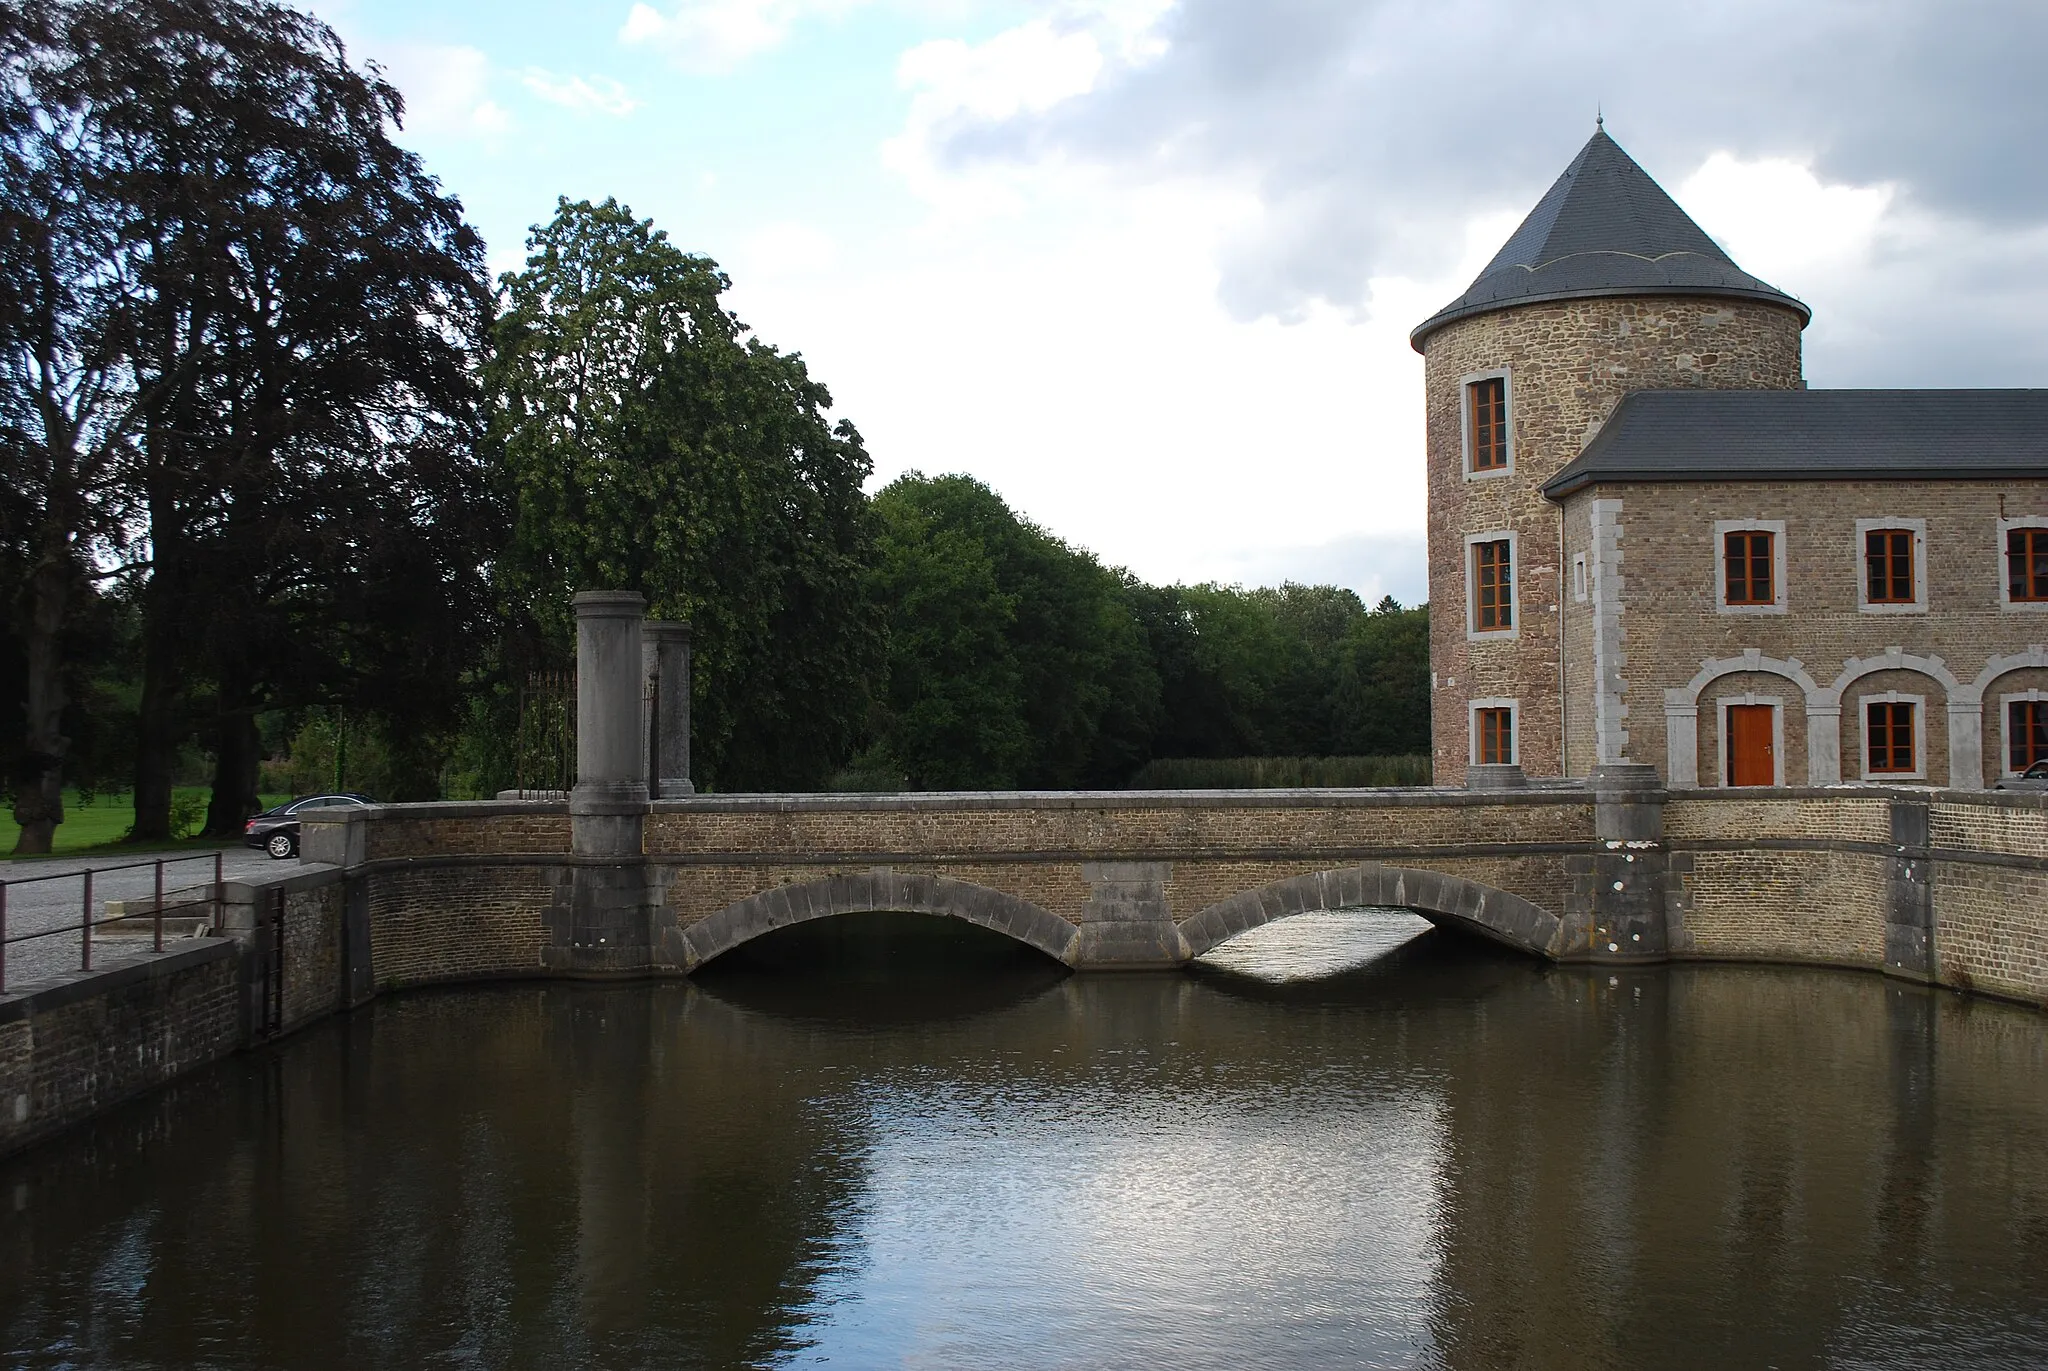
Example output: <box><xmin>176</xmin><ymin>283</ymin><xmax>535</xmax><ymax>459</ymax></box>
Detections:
<box><xmin>1542</xmin><ymin>389</ymin><xmax>2048</xmax><ymax>499</ymax></box>
<box><xmin>1410</xmin><ymin>129</ymin><xmax>1809</xmax><ymax>350</ymax></box>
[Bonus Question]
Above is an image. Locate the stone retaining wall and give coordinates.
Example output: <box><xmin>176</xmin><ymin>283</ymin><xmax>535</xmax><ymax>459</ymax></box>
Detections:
<box><xmin>0</xmin><ymin>941</ymin><xmax>240</xmax><ymax>1158</ymax></box>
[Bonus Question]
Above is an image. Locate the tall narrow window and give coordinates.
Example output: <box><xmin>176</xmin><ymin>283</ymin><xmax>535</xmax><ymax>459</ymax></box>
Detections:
<box><xmin>1867</xmin><ymin>701</ymin><xmax>1916</xmax><ymax>775</ymax></box>
<box><xmin>2012</xmin><ymin>699</ymin><xmax>2048</xmax><ymax>771</ymax></box>
<box><xmin>1476</xmin><ymin>707</ymin><xmax>1514</xmax><ymax>765</ymax></box>
<box><xmin>1723</xmin><ymin>529</ymin><xmax>1775</xmax><ymax>607</ymax></box>
<box><xmin>1472</xmin><ymin>539</ymin><xmax>1513</xmax><ymax>631</ymax></box>
<box><xmin>1865</xmin><ymin>528</ymin><xmax>1914</xmax><ymax>604</ymax></box>
<box><xmin>1468</xmin><ymin>377</ymin><xmax>1508</xmax><ymax>472</ymax></box>
<box><xmin>2010</xmin><ymin>527</ymin><xmax>2048</xmax><ymax>603</ymax></box>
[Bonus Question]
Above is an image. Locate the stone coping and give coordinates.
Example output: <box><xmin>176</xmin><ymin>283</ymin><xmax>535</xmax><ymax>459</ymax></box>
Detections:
<box><xmin>0</xmin><ymin>938</ymin><xmax>236</xmax><ymax>1024</ymax></box>
<box><xmin>299</xmin><ymin>783</ymin><xmax>2048</xmax><ymax>826</ymax></box>
<box><xmin>1669</xmin><ymin>785</ymin><xmax>2048</xmax><ymax>811</ymax></box>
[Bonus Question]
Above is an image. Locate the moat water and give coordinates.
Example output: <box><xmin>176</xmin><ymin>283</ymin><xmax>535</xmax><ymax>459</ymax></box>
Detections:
<box><xmin>3</xmin><ymin>911</ymin><xmax>2046</xmax><ymax>1370</ymax></box>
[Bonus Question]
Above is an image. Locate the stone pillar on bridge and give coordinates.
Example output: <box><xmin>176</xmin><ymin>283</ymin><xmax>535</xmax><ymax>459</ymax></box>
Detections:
<box><xmin>560</xmin><ymin>590</ymin><xmax>653</xmax><ymax>972</ymax></box>
<box><xmin>1566</xmin><ymin>763</ymin><xmax>1675</xmax><ymax>962</ymax></box>
<box><xmin>643</xmin><ymin>620</ymin><xmax>694</xmax><ymax>798</ymax></box>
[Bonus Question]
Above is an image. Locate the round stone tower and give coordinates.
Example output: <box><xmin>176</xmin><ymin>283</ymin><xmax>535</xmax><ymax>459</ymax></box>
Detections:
<box><xmin>1410</xmin><ymin>127</ymin><xmax>1809</xmax><ymax>785</ymax></box>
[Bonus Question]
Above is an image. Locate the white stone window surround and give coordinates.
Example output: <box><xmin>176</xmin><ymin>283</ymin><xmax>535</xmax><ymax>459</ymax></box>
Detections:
<box><xmin>1465</xmin><ymin>530</ymin><xmax>1521</xmax><ymax>642</ymax></box>
<box><xmin>1999</xmin><ymin>688</ymin><xmax>2048</xmax><ymax>776</ymax></box>
<box><xmin>1713</xmin><ymin>518</ymin><xmax>1788</xmax><ymax>616</ymax></box>
<box><xmin>1854</xmin><ymin>517</ymin><xmax>1928</xmax><ymax>615</ymax></box>
<box><xmin>1571</xmin><ymin>552</ymin><xmax>1589</xmax><ymax>602</ymax></box>
<box><xmin>1469</xmin><ymin>697</ymin><xmax>1519</xmax><ymax>766</ymax></box>
<box><xmin>1715</xmin><ymin>693</ymin><xmax>1785</xmax><ymax>788</ymax></box>
<box><xmin>1999</xmin><ymin>516</ymin><xmax>2048</xmax><ymax>612</ymax></box>
<box><xmin>1459</xmin><ymin>367</ymin><xmax>1514</xmax><ymax>480</ymax></box>
<box><xmin>1857</xmin><ymin>690</ymin><xmax>1928</xmax><ymax>782</ymax></box>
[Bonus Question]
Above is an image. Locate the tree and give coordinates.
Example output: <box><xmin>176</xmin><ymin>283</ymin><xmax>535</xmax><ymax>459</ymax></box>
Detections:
<box><xmin>1336</xmin><ymin>596</ymin><xmax>1430</xmax><ymax>757</ymax></box>
<box><xmin>867</xmin><ymin>474</ymin><xmax>1157</xmax><ymax>789</ymax></box>
<box><xmin>491</xmin><ymin>199</ymin><xmax>878</xmax><ymax>791</ymax></box>
<box><xmin>0</xmin><ymin>0</ymin><xmax>494</xmax><ymax>843</ymax></box>
<box><xmin>0</xmin><ymin>0</ymin><xmax>159</xmax><ymax>851</ymax></box>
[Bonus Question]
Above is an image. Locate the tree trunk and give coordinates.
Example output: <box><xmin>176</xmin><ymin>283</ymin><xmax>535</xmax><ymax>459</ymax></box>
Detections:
<box><xmin>132</xmin><ymin>522</ymin><xmax>185</xmax><ymax>843</ymax></box>
<box><xmin>204</xmin><ymin>694</ymin><xmax>262</xmax><ymax>836</ymax></box>
<box><xmin>10</xmin><ymin>522</ymin><xmax>72</xmax><ymax>855</ymax></box>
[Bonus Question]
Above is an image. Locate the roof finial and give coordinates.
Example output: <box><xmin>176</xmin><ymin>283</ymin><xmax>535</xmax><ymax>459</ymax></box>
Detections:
<box><xmin>1595</xmin><ymin>104</ymin><xmax>1604</xmax><ymax>132</ymax></box>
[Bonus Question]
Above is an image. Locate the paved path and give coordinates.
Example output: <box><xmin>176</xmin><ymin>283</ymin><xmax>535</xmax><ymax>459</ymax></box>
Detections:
<box><xmin>1</xmin><ymin>847</ymin><xmax>282</xmax><ymax>992</ymax></box>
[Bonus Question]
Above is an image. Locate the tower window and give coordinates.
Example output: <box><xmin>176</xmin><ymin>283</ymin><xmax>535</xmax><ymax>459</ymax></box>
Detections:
<box><xmin>1476</xmin><ymin>706</ymin><xmax>1515</xmax><ymax>765</ymax></box>
<box><xmin>1866</xmin><ymin>700</ymin><xmax>1916</xmax><ymax>775</ymax></box>
<box><xmin>2010</xmin><ymin>527</ymin><xmax>2048</xmax><ymax>603</ymax></box>
<box><xmin>1468</xmin><ymin>376</ymin><xmax>1509</xmax><ymax>473</ymax></box>
<box><xmin>2012</xmin><ymin>699</ymin><xmax>2048</xmax><ymax>772</ymax></box>
<box><xmin>1864</xmin><ymin>528</ymin><xmax>1914</xmax><ymax>604</ymax></box>
<box><xmin>1472</xmin><ymin>538</ymin><xmax>1513</xmax><ymax>632</ymax></box>
<box><xmin>1723</xmin><ymin>530</ymin><xmax>1775</xmax><ymax>607</ymax></box>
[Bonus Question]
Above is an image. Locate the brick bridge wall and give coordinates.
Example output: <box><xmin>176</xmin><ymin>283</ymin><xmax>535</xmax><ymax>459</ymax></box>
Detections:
<box><xmin>5</xmin><ymin>783</ymin><xmax>2044</xmax><ymax>1160</ymax></box>
<box><xmin>294</xmin><ymin>784</ymin><xmax>2046</xmax><ymax>1001</ymax></box>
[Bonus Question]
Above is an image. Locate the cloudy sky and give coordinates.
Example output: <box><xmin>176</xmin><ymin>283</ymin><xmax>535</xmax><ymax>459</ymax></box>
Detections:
<box><xmin>305</xmin><ymin>0</ymin><xmax>2048</xmax><ymax>606</ymax></box>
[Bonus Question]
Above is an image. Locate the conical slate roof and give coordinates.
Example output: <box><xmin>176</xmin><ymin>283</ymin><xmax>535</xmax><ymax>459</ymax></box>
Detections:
<box><xmin>1409</xmin><ymin>128</ymin><xmax>1809</xmax><ymax>351</ymax></box>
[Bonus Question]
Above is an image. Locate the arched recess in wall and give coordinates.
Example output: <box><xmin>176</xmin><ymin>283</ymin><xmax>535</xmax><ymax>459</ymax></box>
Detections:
<box><xmin>1665</xmin><ymin>652</ymin><xmax>1825</xmax><ymax>786</ymax></box>
<box><xmin>1828</xmin><ymin>650</ymin><xmax>1967</xmax><ymax>788</ymax></box>
<box><xmin>1968</xmin><ymin>647</ymin><xmax>2048</xmax><ymax>782</ymax></box>
<box><xmin>677</xmin><ymin>872</ymin><xmax>1080</xmax><ymax>970</ymax></box>
<box><xmin>1175</xmin><ymin>863</ymin><xmax>1563</xmax><ymax>962</ymax></box>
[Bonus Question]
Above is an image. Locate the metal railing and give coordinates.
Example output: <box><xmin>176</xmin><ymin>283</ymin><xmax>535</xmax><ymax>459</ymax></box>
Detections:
<box><xmin>0</xmin><ymin>852</ymin><xmax>225</xmax><ymax>995</ymax></box>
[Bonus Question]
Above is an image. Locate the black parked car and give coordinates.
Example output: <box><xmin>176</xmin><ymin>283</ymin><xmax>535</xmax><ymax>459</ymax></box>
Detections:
<box><xmin>244</xmin><ymin>793</ymin><xmax>374</xmax><ymax>858</ymax></box>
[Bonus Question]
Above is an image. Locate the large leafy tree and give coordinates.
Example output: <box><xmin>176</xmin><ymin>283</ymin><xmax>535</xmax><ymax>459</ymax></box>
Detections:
<box><xmin>868</xmin><ymin>474</ymin><xmax>1157</xmax><ymax>789</ymax></box>
<box><xmin>0</xmin><ymin>0</ymin><xmax>494</xmax><ymax>846</ymax></box>
<box><xmin>491</xmin><ymin>199</ymin><xmax>878</xmax><ymax>791</ymax></box>
<box><xmin>0</xmin><ymin>1</ymin><xmax>158</xmax><ymax>850</ymax></box>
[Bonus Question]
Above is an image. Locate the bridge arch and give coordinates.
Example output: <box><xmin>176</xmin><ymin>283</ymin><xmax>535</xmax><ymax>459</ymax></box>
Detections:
<box><xmin>679</xmin><ymin>870</ymin><xmax>1079</xmax><ymax>970</ymax></box>
<box><xmin>1177</xmin><ymin>863</ymin><xmax>1563</xmax><ymax>961</ymax></box>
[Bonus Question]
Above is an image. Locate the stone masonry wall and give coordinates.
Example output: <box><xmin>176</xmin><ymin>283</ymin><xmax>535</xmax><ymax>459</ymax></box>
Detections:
<box><xmin>1561</xmin><ymin>478</ymin><xmax>2048</xmax><ymax>788</ymax></box>
<box><xmin>281</xmin><ymin>883</ymin><xmax>344</xmax><ymax>1031</ymax></box>
<box><xmin>363</xmin><ymin>808</ymin><xmax>570</xmax><ymax>861</ymax></box>
<box><xmin>1929</xmin><ymin>795</ymin><xmax>2048</xmax><ymax>1003</ymax></box>
<box><xmin>0</xmin><ymin>943</ymin><xmax>241</xmax><ymax>1158</ymax></box>
<box><xmin>1665</xmin><ymin>793</ymin><xmax>1893</xmax><ymax>969</ymax></box>
<box><xmin>366</xmin><ymin>865</ymin><xmax>556</xmax><ymax>990</ymax></box>
<box><xmin>1423</xmin><ymin>295</ymin><xmax>1805</xmax><ymax>783</ymax></box>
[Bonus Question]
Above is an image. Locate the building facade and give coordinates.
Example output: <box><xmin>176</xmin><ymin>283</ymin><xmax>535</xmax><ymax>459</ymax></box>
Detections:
<box><xmin>1413</xmin><ymin>127</ymin><xmax>2048</xmax><ymax>790</ymax></box>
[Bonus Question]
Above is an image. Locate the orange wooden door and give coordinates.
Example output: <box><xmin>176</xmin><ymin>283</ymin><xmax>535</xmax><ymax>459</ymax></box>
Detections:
<box><xmin>1727</xmin><ymin>705</ymin><xmax>1775</xmax><ymax>786</ymax></box>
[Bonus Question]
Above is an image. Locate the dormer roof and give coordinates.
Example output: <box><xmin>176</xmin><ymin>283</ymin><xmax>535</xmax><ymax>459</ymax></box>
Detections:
<box><xmin>1410</xmin><ymin>129</ymin><xmax>1810</xmax><ymax>351</ymax></box>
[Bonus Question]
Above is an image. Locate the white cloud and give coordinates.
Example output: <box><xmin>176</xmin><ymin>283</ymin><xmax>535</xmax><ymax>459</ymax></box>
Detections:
<box><xmin>379</xmin><ymin>43</ymin><xmax>513</xmax><ymax>139</ymax></box>
<box><xmin>619</xmin><ymin>0</ymin><xmax>862</xmax><ymax>73</ymax></box>
<box><xmin>882</xmin><ymin>6</ymin><xmax>1175</xmax><ymax>222</ymax></box>
<box><xmin>883</xmin><ymin>21</ymin><xmax>1107</xmax><ymax>217</ymax></box>
<box><xmin>1679</xmin><ymin>153</ymin><xmax>1893</xmax><ymax>284</ymax></box>
<box><xmin>519</xmin><ymin>69</ymin><xmax>642</xmax><ymax>117</ymax></box>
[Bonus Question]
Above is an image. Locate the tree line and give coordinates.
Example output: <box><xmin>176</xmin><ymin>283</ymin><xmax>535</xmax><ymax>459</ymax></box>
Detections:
<box><xmin>0</xmin><ymin>0</ymin><xmax>1428</xmax><ymax>853</ymax></box>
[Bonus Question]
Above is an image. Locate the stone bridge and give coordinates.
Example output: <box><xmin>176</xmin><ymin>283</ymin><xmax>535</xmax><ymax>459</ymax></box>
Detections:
<box><xmin>309</xmin><ymin>781</ymin><xmax>1652</xmax><ymax>973</ymax></box>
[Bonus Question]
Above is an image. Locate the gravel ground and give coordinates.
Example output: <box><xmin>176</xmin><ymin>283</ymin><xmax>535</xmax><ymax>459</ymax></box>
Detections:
<box><xmin>0</xmin><ymin>847</ymin><xmax>283</xmax><ymax>993</ymax></box>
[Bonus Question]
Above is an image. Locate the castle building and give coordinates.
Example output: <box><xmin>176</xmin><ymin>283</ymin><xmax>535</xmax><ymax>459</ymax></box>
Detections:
<box><xmin>1412</xmin><ymin>126</ymin><xmax>2048</xmax><ymax>790</ymax></box>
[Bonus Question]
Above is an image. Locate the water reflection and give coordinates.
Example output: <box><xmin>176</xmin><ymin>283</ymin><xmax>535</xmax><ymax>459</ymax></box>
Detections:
<box><xmin>2</xmin><ymin>914</ymin><xmax>2044</xmax><ymax>1369</ymax></box>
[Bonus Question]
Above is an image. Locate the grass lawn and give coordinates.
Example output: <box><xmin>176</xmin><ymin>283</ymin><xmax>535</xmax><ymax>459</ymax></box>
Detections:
<box><xmin>1</xmin><ymin>788</ymin><xmax>290</xmax><ymax>860</ymax></box>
